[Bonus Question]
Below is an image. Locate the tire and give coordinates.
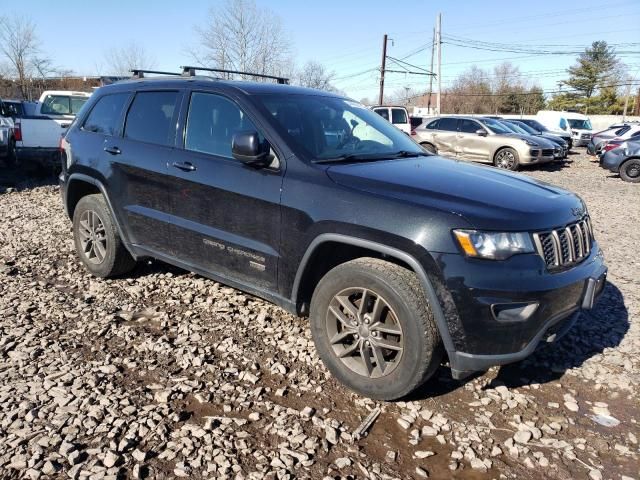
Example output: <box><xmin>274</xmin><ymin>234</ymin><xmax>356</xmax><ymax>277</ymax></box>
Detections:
<box><xmin>310</xmin><ymin>257</ymin><xmax>442</xmax><ymax>400</ymax></box>
<box><xmin>72</xmin><ymin>194</ymin><xmax>136</xmax><ymax>277</ymax></box>
<box><xmin>420</xmin><ymin>142</ymin><xmax>437</xmax><ymax>154</ymax></box>
<box><xmin>619</xmin><ymin>158</ymin><xmax>640</xmax><ymax>183</ymax></box>
<box><xmin>494</xmin><ymin>147</ymin><xmax>519</xmax><ymax>171</ymax></box>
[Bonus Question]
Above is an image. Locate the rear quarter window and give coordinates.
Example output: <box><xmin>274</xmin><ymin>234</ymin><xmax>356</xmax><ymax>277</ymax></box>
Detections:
<box><xmin>82</xmin><ymin>93</ymin><xmax>130</xmax><ymax>136</ymax></box>
<box><xmin>374</xmin><ymin>108</ymin><xmax>389</xmax><ymax>121</ymax></box>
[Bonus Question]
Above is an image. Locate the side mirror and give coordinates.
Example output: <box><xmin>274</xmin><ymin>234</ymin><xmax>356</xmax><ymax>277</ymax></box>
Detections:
<box><xmin>476</xmin><ymin>128</ymin><xmax>488</xmax><ymax>137</ymax></box>
<box><xmin>232</xmin><ymin>131</ymin><xmax>272</xmax><ymax>167</ymax></box>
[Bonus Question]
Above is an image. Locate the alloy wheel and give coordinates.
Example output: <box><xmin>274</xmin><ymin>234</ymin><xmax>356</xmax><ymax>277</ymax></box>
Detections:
<box><xmin>496</xmin><ymin>150</ymin><xmax>515</xmax><ymax>169</ymax></box>
<box><xmin>325</xmin><ymin>287</ymin><xmax>404</xmax><ymax>378</ymax></box>
<box><xmin>78</xmin><ymin>209</ymin><xmax>107</xmax><ymax>264</ymax></box>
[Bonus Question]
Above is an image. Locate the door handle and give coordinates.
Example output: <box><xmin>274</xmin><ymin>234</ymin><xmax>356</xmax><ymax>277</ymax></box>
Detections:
<box><xmin>61</xmin><ymin>124</ymin><xmax>70</xmax><ymax>129</ymax></box>
<box><xmin>172</xmin><ymin>161</ymin><xmax>197</xmax><ymax>172</ymax></box>
<box><xmin>104</xmin><ymin>146</ymin><xmax>121</xmax><ymax>155</ymax></box>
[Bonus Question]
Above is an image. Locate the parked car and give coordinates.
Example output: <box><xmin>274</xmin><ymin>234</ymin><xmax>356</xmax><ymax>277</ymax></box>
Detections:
<box><xmin>600</xmin><ymin>140</ymin><xmax>640</xmax><ymax>183</ymax></box>
<box><xmin>415</xmin><ymin>116</ymin><xmax>555</xmax><ymax>170</ymax></box>
<box><xmin>0</xmin><ymin>99</ymin><xmax>17</xmax><ymax>165</ymax></box>
<box><xmin>587</xmin><ymin>124</ymin><xmax>640</xmax><ymax>156</ymax></box>
<box><xmin>517</xmin><ymin>118</ymin><xmax>573</xmax><ymax>149</ymax></box>
<box><xmin>495</xmin><ymin>119</ymin><xmax>563</xmax><ymax>160</ymax></box>
<box><xmin>372</xmin><ymin>105</ymin><xmax>411</xmax><ymax>134</ymax></box>
<box><xmin>536</xmin><ymin>110</ymin><xmax>593</xmax><ymax>147</ymax></box>
<box><xmin>14</xmin><ymin>90</ymin><xmax>91</xmax><ymax>165</ymax></box>
<box><xmin>59</xmin><ymin>70</ymin><xmax>607</xmax><ymax>400</ymax></box>
<box><xmin>503</xmin><ymin>119</ymin><xmax>569</xmax><ymax>159</ymax></box>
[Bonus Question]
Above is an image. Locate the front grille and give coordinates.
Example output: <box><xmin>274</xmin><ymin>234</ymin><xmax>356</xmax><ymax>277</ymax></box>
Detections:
<box><xmin>542</xmin><ymin>149</ymin><xmax>554</xmax><ymax>156</ymax></box>
<box><xmin>581</xmin><ymin>133</ymin><xmax>591</xmax><ymax>139</ymax></box>
<box><xmin>533</xmin><ymin>218</ymin><xmax>593</xmax><ymax>270</ymax></box>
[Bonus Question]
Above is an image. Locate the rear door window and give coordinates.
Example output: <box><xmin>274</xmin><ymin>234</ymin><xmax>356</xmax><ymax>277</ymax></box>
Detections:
<box><xmin>82</xmin><ymin>93</ymin><xmax>130</xmax><ymax>136</ymax></box>
<box><xmin>438</xmin><ymin>117</ymin><xmax>458</xmax><ymax>132</ymax></box>
<box><xmin>391</xmin><ymin>108</ymin><xmax>408</xmax><ymax>124</ymax></box>
<box><xmin>124</xmin><ymin>91</ymin><xmax>179</xmax><ymax>146</ymax></box>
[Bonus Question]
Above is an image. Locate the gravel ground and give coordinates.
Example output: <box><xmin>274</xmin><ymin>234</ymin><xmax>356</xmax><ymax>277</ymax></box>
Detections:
<box><xmin>0</xmin><ymin>151</ymin><xmax>638</xmax><ymax>480</ymax></box>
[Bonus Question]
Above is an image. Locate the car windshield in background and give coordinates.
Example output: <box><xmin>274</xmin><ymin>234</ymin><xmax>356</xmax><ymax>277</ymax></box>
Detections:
<box><xmin>522</xmin><ymin>119</ymin><xmax>548</xmax><ymax>132</ymax></box>
<box><xmin>512</xmin><ymin>121</ymin><xmax>538</xmax><ymax>135</ymax></box>
<box><xmin>503</xmin><ymin>121</ymin><xmax>529</xmax><ymax>135</ymax></box>
<box><xmin>257</xmin><ymin>95</ymin><xmax>424</xmax><ymax>162</ymax></box>
<box><xmin>40</xmin><ymin>95</ymin><xmax>89</xmax><ymax>115</ymax></box>
<box><xmin>479</xmin><ymin>118</ymin><xmax>513</xmax><ymax>135</ymax></box>
<box><xmin>568</xmin><ymin>119</ymin><xmax>592</xmax><ymax>130</ymax></box>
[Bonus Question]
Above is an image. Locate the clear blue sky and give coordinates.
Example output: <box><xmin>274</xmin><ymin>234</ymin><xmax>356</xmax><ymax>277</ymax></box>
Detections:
<box><xmin>9</xmin><ymin>0</ymin><xmax>640</xmax><ymax>101</ymax></box>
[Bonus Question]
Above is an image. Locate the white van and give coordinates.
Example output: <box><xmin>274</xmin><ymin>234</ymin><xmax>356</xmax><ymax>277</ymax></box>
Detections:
<box><xmin>536</xmin><ymin>110</ymin><xmax>593</xmax><ymax>147</ymax></box>
<box><xmin>371</xmin><ymin>105</ymin><xmax>412</xmax><ymax>134</ymax></box>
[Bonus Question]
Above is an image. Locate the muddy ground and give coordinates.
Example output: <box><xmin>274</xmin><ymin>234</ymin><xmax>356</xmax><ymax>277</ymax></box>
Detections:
<box><xmin>0</xmin><ymin>150</ymin><xmax>638</xmax><ymax>480</ymax></box>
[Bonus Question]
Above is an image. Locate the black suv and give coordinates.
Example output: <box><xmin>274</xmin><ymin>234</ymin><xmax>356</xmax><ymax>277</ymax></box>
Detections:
<box><xmin>59</xmin><ymin>68</ymin><xmax>607</xmax><ymax>400</ymax></box>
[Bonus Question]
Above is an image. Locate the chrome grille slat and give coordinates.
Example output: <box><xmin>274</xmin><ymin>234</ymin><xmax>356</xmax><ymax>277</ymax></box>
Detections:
<box><xmin>533</xmin><ymin>217</ymin><xmax>593</xmax><ymax>271</ymax></box>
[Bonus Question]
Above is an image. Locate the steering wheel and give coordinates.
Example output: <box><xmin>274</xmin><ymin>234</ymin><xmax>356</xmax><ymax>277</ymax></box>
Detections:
<box><xmin>336</xmin><ymin>132</ymin><xmax>361</xmax><ymax>150</ymax></box>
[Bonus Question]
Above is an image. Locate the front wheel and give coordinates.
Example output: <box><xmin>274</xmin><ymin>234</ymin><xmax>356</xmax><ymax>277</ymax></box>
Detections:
<box><xmin>619</xmin><ymin>158</ymin><xmax>640</xmax><ymax>183</ymax></box>
<box><xmin>494</xmin><ymin>147</ymin><xmax>519</xmax><ymax>171</ymax></box>
<box><xmin>310</xmin><ymin>258</ymin><xmax>442</xmax><ymax>400</ymax></box>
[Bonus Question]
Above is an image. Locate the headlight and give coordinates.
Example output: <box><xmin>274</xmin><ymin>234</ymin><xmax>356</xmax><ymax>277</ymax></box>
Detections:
<box><xmin>453</xmin><ymin>230</ymin><xmax>535</xmax><ymax>260</ymax></box>
<box><xmin>524</xmin><ymin>139</ymin><xmax>538</xmax><ymax>146</ymax></box>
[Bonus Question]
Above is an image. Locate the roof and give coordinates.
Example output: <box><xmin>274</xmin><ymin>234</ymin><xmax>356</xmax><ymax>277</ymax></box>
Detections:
<box><xmin>100</xmin><ymin>75</ymin><xmax>342</xmax><ymax>98</ymax></box>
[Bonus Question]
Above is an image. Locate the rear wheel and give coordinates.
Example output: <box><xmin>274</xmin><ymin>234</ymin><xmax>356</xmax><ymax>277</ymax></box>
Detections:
<box><xmin>619</xmin><ymin>158</ymin><xmax>640</xmax><ymax>183</ymax></box>
<box><xmin>494</xmin><ymin>147</ymin><xmax>519</xmax><ymax>171</ymax></box>
<box><xmin>310</xmin><ymin>258</ymin><xmax>442</xmax><ymax>400</ymax></box>
<box><xmin>420</xmin><ymin>142</ymin><xmax>437</xmax><ymax>154</ymax></box>
<box><xmin>73</xmin><ymin>194</ymin><xmax>136</xmax><ymax>277</ymax></box>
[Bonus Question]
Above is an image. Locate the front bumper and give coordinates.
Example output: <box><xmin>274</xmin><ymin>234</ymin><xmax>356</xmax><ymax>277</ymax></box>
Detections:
<box><xmin>435</xmin><ymin>244</ymin><xmax>607</xmax><ymax>378</ymax></box>
<box><xmin>572</xmin><ymin>136</ymin><xmax>591</xmax><ymax>147</ymax></box>
<box><xmin>522</xmin><ymin>149</ymin><xmax>555</xmax><ymax>164</ymax></box>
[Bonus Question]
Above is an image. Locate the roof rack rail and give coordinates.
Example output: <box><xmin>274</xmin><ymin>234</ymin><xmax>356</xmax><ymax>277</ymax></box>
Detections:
<box><xmin>180</xmin><ymin>66</ymin><xmax>289</xmax><ymax>85</ymax></box>
<box><xmin>130</xmin><ymin>69</ymin><xmax>182</xmax><ymax>79</ymax></box>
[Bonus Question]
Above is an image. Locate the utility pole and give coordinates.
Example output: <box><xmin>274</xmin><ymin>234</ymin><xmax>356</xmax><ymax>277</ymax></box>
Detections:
<box><xmin>378</xmin><ymin>34</ymin><xmax>388</xmax><ymax>105</ymax></box>
<box><xmin>622</xmin><ymin>82</ymin><xmax>632</xmax><ymax>121</ymax></box>
<box><xmin>436</xmin><ymin>13</ymin><xmax>442</xmax><ymax>115</ymax></box>
<box><xmin>427</xmin><ymin>27</ymin><xmax>435</xmax><ymax>114</ymax></box>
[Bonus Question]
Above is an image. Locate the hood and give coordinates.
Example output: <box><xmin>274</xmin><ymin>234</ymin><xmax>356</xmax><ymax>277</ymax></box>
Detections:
<box><xmin>539</xmin><ymin>133</ymin><xmax>566</xmax><ymax>146</ymax></box>
<box><xmin>326</xmin><ymin>156</ymin><xmax>586</xmax><ymax>231</ymax></box>
<box><xmin>504</xmin><ymin>133</ymin><xmax>555</xmax><ymax>148</ymax></box>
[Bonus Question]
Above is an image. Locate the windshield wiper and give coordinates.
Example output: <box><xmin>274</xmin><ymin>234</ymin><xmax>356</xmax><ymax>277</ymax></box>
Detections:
<box><xmin>313</xmin><ymin>153</ymin><xmax>389</xmax><ymax>164</ymax></box>
<box><xmin>313</xmin><ymin>150</ymin><xmax>429</xmax><ymax>164</ymax></box>
<box><xmin>387</xmin><ymin>150</ymin><xmax>430</xmax><ymax>158</ymax></box>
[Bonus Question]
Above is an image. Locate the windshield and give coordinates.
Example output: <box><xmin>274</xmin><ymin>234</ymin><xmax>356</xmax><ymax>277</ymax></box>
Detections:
<box><xmin>524</xmin><ymin>119</ymin><xmax>547</xmax><ymax>132</ymax></box>
<box><xmin>479</xmin><ymin>118</ymin><xmax>513</xmax><ymax>135</ymax></box>
<box><xmin>512</xmin><ymin>121</ymin><xmax>537</xmax><ymax>135</ymax></box>
<box><xmin>568</xmin><ymin>119</ymin><xmax>592</xmax><ymax>130</ymax></box>
<box><xmin>256</xmin><ymin>95</ymin><xmax>424</xmax><ymax>161</ymax></box>
<box><xmin>502</xmin><ymin>121</ymin><xmax>529</xmax><ymax>135</ymax></box>
<box><xmin>41</xmin><ymin>95</ymin><xmax>89</xmax><ymax>115</ymax></box>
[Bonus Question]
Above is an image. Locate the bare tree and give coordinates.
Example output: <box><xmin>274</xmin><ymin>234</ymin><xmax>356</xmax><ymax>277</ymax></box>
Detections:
<box><xmin>104</xmin><ymin>42</ymin><xmax>156</xmax><ymax>76</ymax></box>
<box><xmin>193</xmin><ymin>0</ymin><xmax>293</xmax><ymax>80</ymax></box>
<box><xmin>0</xmin><ymin>15</ymin><xmax>40</xmax><ymax>99</ymax></box>
<box><xmin>295</xmin><ymin>61</ymin><xmax>337</xmax><ymax>91</ymax></box>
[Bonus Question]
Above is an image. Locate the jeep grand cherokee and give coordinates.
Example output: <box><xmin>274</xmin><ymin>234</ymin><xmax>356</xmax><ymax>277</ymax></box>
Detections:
<box><xmin>58</xmin><ymin>68</ymin><xmax>607</xmax><ymax>400</ymax></box>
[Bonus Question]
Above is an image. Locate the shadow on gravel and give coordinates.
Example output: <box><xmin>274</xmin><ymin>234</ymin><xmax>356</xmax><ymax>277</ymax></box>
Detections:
<box><xmin>527</xmin><ymin>161</ymin><xmax>572</xmax><ymax>173</ymax></box>
<box><xmin>491</xmin><ymin>281</ymin><xmax>629</xmax><ymax>389</ymax></box>
<box><xmin>0</xmin><ymin>160</ymin><xmax>58</xmax><ymax>192</ymax></box>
